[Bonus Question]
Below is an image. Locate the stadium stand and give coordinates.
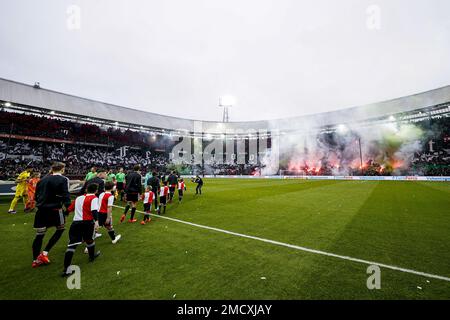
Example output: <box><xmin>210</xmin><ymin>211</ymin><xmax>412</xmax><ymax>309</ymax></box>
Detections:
<box><xmin>0</xmin><ymin>78</ymin><xmax>449</xmax><ymax>179</ymax></box>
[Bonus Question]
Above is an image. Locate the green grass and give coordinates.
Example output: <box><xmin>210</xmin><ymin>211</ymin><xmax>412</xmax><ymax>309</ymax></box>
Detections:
<box><xmin>0</xmin><ymin>179</ymin><xmax>449</xmax><ymax>299</ymax></box>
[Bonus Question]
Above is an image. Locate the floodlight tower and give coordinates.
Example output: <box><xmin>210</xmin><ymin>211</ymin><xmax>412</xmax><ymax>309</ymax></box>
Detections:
<box><xmin>219</xmin><ymin>95</ymin><xmax>235</xmax><ymax>123</ymax></box>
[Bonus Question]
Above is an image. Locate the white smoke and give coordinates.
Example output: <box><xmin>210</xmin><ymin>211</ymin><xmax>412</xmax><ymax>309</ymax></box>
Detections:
<box><xmin>262</xmin><ymin>113</ymin><xmax>425</xmax><ymax>175</ymax></box>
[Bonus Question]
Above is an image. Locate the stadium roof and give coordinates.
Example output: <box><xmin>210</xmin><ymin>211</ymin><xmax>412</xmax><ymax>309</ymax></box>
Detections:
<box><xmin>0</xmin><ymin>77</ymin><xmax>449</xmax><ymax>134</ymax></box>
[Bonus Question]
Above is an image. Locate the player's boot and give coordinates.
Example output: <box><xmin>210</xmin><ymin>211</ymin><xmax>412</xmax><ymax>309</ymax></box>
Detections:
<box><xmin>140</xmin><ymin>221</ymin><xmax>146</xmax><ymax>225</ymax></box>
<box><xmin>128</xmin><ymin>219</ymin><xmax>137</xmax><ymax>223</ymax></box>
<box><xmin>37</xmin><ymin>252</ymin><xmax>50</xmax><ymax>264</ymax></box>
<box><xmin>32</xmin><ymin>260</ymin><xmax>43</xmax><ymax>268</ymax></box>
<box><xmin>8</xmin><ymin>210</ymin><xmax>16</xmax><ymax>214</ymax></box>
<box><xmin>88</xmin><ymin>251</ymin><xmax>101</xmax><ymax>262</ymax></box>
<box><xmin>120</xmin><ymin>214</ymin><xmax>126</xmax><ymax>223</ymax></box>
<box><xmin>112</xmin><ymin>234</ymin><xmax>121</xmax><ymax>244</ymax></box>
<box><xmin>61</xmin><ymin>269</ymin><xmax>74</xmax><ymax>277</ymax></box>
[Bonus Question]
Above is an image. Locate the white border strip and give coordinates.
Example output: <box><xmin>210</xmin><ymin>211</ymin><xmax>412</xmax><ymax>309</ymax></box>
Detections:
<box><xmin>114</xmin><ymin>205</ymin><xmax>450</xmax><ymax>283</ymax></box>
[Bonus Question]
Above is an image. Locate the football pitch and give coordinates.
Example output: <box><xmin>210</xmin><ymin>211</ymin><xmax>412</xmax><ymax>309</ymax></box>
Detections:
<box><xmin>0</xmin><ymin>179</ymin><xmax>449</xmax><ymax>300</ymax></box>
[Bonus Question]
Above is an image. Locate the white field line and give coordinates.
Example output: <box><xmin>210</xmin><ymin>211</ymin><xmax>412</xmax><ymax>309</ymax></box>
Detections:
<box><xmin>114</xmin><ymin>205</ymin><xmax>450</xmax><ymax>283</ymax></box>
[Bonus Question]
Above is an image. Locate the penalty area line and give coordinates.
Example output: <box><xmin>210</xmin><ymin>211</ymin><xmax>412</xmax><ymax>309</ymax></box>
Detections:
<box><xmin>113</xmin><ymin>205</ymin><xmax>450</xmax><ymax>283</ymax></box>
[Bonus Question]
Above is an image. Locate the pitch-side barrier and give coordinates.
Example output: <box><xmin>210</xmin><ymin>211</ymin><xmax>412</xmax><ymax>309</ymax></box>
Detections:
<box><xmin>1</xmin><ymin>176</ymin><xmax>448</xmax><ymax>196</ymax></box>
<box><xmin>190</xmin><ymin>175</ymin><xmax>450</xmax><ymax>182</ymax></box>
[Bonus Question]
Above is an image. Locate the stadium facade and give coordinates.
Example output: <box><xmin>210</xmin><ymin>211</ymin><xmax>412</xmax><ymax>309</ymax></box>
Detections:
<box><xmin>1</xmin><ymin>77</ymin><xmax>449</xmax><ymax>133</ymax></box>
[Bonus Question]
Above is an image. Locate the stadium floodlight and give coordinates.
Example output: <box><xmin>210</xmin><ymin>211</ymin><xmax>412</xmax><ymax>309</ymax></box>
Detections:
<box><xmin>385</xmin><ymin>115</ymin><xmax>399</xmax><ymax>132</ymax></box>
<box><xmin>337</xmin><ymin>124</ymin><xmax>348</xmax><ymax>134</ymax></box>
<box><xmin>4</xmin><ymin>102</ymin><xmax>11</xmax><ymax>107</ymax></box>
<box><xmin>219</xmin><ymin>95</ymin><xmax>235</xmax><ymax>106</ymax></box>
<box><xmin>219</xmin><ymin>95</ymin><xmax>235</xmax><ymax>123</ymax></box>
<box><xmin>49</xmin><ymin>110</ymin><xmax>55</xmax><ymax>115</ymax></box>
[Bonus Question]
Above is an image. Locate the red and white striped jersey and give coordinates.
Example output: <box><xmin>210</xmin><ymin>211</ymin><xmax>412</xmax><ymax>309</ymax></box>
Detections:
<box><xmin>178</xmin><ymin>181</ymin><xmax>185</xmax><ymax>190</ymax></box>
<box><xmin>142</xmin><ymin>191</ymin><xmax>154</xmax><ymax>204</ymax></box>
<box><xmin>98</xmin><ymin>191</ymin><xmax>114</xmax><ymax>213</ymax></box>
<box><xmin>159</xmin><ymin>185</ymin><xmax>169</xmax><ymax>197</ymax></box>
<box><xmin>71</xmin><ymin>194</ymin><xmax>99</xmax><ymax>221</ymax></box>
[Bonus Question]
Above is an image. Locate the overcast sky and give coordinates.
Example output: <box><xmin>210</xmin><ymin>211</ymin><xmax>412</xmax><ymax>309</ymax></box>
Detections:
<box><xmin>0</xmin><ymin>0</ymin><xmax>449</xmax><ymax>122</ymax></box>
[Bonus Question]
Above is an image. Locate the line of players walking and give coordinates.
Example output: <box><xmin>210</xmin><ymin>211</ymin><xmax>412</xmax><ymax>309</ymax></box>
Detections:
<box><xmin>117</xmin><ymin>166</ymin><xmax>189</xmax><ymax>224</ymax></box>
<box><xmin>18</xmin><ymin>162</ymin><xmax>204</xmax><ymax>277</ymax></box>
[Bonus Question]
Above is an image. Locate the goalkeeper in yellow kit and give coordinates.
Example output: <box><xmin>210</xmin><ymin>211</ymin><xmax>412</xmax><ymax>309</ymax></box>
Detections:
<box><xmin>8</xmin><ymin>166</ymin><xmax>33</xmax><ymax>214</ymax></box>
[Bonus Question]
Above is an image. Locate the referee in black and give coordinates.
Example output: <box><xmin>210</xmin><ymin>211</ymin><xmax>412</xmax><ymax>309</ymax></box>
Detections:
<box><xmin>32</xmin><ymin>162</ymin><xmax>71</xmax><ymax>268</ymax></box>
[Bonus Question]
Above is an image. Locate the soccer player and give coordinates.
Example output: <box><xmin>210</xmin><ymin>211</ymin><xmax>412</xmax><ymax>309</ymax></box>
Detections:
<box><xmin>8</xmin><ymin>166</ymin><xmax>33</xmax><ymax>214</ymax></box>
<box><xmin>62</xmin><ymin>183</ymin><xmax>101</xmax><ymax>277</ymax></box>
<box><xmin>167</xmin><ymin>171</ymin><xmax>178</xmax><ymax>203</ymax></box>
<box><xmin>85</xmin><ymin>167</ymin><xmax>97</xmax><ymax>181</ymax></box>
<box><xmin>31</xmin><ymin>162</ymin><xmax>71</xmax><ymax>268</ymax></box>
<box><xmin>80</xmin><ymin>169</ymin><xmax>106</xmax><ymax>239</ymax></box>
<box><xmin>120</xmin><ymin>164</ymin><xmax>142</xmax><ymax>223</ymax></box>
<box><xmin>25</xmin><ymin>172</ymin><xmax>41</xmax><ymax>212</ymax></box>
<box><xmin>147</xmin><ymin>171</ymin><xmax>160</xmax><ymax>212</ymax></box>
<box><xmin>141</xmin><ymin>186</ymin><xmax>154</xmax><ymax>225</ymax></box>
<box><xmin>80</xmin><ymin>169</ymin><xmax>106</xmax><ymax>196</ymax></box>
<box><xmin>158</xmin><ymin>181</ymin><xmax>169</xmax><ymax>214</ymax></box>
<box><xmin>98</xmin><ymin>181</ymin><xmax>121</xmax><ymax>243</ymax></box>
<box><xmin>194</xmin><ymin>175</ymin><xmax>203</xmax><ymax>195</ymax></box>
<box><xmin>177</xmin><ymin>178</ymin><xmax>186</xmax><ymax>203</ymax></box>
<box><xmin>115</xmin><ymin>167</ymin><xmax>126</xmax><ymax>201</ymax></box>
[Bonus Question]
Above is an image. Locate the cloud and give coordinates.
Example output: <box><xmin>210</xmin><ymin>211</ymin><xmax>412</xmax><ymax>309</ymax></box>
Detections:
<box><xmin>0</xmin><ymin>0</ymin><xmax>449</xmax><ymax>121</ymax></box>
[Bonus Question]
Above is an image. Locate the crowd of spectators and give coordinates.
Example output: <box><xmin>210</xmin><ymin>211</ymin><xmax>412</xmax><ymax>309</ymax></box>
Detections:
<box><xmin>0</xmin><ymin>140</ymin><xmax>170</xmax><ymax>179</ymax></box>
<box><xmin>411</xmin><ymin>150</ymin><xmax>450</xmax><ymax>176</ymax></box>
<box><xmin>0</xmin><ymin>110</ymin><xmax>163</xmax><ymax>147</ymax></box>
<box><xmin>1</xmin><ymin>110</ymin><xmax>449</xmax><ymax>179</ymax></box>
